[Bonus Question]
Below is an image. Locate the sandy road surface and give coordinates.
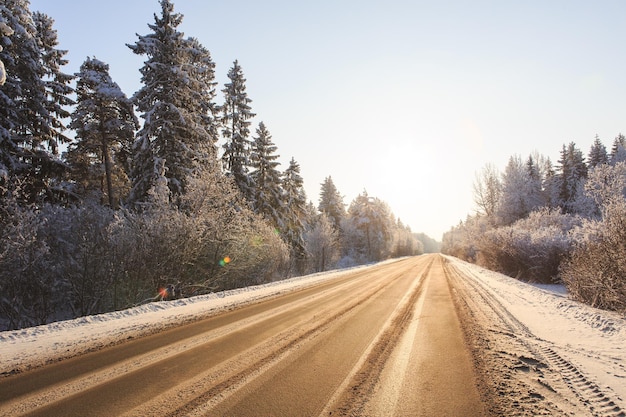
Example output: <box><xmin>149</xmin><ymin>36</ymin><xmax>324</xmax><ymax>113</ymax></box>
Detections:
<box><xmin>0</xmin><ymin>255</ymin><xmax>486</xmax><ymax>416</ymax></box>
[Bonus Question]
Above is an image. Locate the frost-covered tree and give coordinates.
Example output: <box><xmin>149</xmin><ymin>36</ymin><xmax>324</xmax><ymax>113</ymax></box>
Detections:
<box><xmin>497</xmin><ymin>155</ymin><xmax>541</xmax><ymax>225</ymax></box>
<box><xmin>304</xmin><ymin>213</ymin><xmax>339</xmax><ymax>272</ymax></box>
<box><xmin>0</xmin><ymin>1</ymin><xmax>72</xmax><ymax>204</ymax></box>
<box><xmin>345</xmin><ymin>190</ymin><xmax>393</xmax><ymax>262</ymax></box>
<box><xmin>588</xmin><ymin>135</ymin><xmax>608</xmax><ymax>168</ymax></box>
<box><xmin>221</xmin><ymin>60</ymin><xmax>255</xmax><ymax>201</ymax></box>
<box><xmin>67</xmin><ymin>57</ymin><xmax>138</xmax><ymax>207</ymax></box>
<box><xmin>390</xmin><ymin>219</ymin><xmax>422</xmax><ymax>257</ymax></box>
<box><xmin>556</xmin><ymin>142</ymin><xmax>588</xmax><ymax>214</ymax></box>
<box><xmin>128</xmin><ymin>0</ymin><xmax>220</xmax><ymax>206</ymax></box>
<box><xmin>33</xmin><ymin>12</ymin><xmax>74</xmax><ymax>155</ymax></box>
<box><xmin>609</xmin><ymin>133</ymin><xmax>626</xmax><ymax>166</ymax></box>
<box><xmin>584</xmin><ymin>161</ymin><xmax>626</xmax><ymax>212</ymax></box>
<box><xmin>318</xmin><ymin>176</ymin><xmax>345</xmax><ymax>230</ymax></box>
<box><xmin>249</xmin><ymin>121</ymin><xmax>284</xmax><ymax>228</ymax></box>
<box><xmin>472</xmin><ymin>163</ymin><xmax>501</xmax><ymax>219</ymax></box>
<box><xmin>282</xmin><ymin>157</ymin><xmax>307</xmax><ymax>269</ymax></box>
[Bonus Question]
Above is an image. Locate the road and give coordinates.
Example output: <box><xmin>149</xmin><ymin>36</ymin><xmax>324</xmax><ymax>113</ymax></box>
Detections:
<box><xmin>0</xmin><ymin>254</ymin><xmax>487</xmax><ymax>416</ymax></box>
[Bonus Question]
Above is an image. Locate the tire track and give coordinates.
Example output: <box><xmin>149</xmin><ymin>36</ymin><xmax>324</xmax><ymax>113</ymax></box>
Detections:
<box><xmin>319</xmin><ymin>257</ymin><xmax>433</xmax><ymax>416</ymax></box>
<box><xmin>445</xmin><ymin>257</ymin><xmax>625</xmax><ymax>417</ymax></box>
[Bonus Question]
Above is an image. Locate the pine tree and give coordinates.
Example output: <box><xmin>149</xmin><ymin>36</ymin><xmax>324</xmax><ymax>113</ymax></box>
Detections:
<box><xmin>318</xmin><ymin>176</ymin><xmax>345</xmax><ymax>230</ymax></box>
<box><xmin>282</xmin><ymin>157</ymin><xmax>307</xmax><ymax>268</ymax></box>
<box><xmin>221</xmin><ymin>60</ymin><xmax>255</xmax><ymax>201</ymax></box>
<box><xmin>67</xmin><ymin>57</ymin><xmax>138</xmax><ymax>207</ymax></box>
<box><xmin>249</xmin><ymin>121</ymin><xmax>284</xmax><ymax>228</ymax></box>
<box><xmin>127</xmin><ymin>0</ymin><xmax>219</xmax><ymax>206</ymax></box>
<box><xmin>588</xmin><ymin>135</ymin><xmax>608</xmax><ymax>168</ymax></box>
<box><xmin>0</xmin><ymin>1</ymin><xmax>72</xmax><ymax>204</ymax></box>
<box><xmin>33</xmin><ymin>12</ymin><xmax>74</xmax><ymax>155</ymax></box>
<box><xmin>609</xmin><ymin>133</ymin><xmax>626</xmax><ymax>165</ymax></box>
<box><xmin>557</xmin><ymin>142</ymin><xmax>588</xmax><ymax>213</ymax></box>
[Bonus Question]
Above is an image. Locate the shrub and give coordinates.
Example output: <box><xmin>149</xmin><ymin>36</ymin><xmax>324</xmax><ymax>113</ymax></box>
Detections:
<box><xmin>476</xmin><ymin>209</ymin><xmax>581</xmax><ymax>283</ymax></box>
<box><xmin>561</xmin><ymin>201</ymin><xmax>626</xmax><ymax>312</ymax></box>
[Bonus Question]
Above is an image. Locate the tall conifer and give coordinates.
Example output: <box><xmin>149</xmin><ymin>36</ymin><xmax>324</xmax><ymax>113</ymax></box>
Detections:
<box><xmin>221</xmin><ymin>60</ymin><xmax>255</xmax><ymax>201</ymax></box>
<box><xmin>250</xmin><ymin>122</ymin><xmax>284</xmax><ymax>228</ymax></box>
<box><xmin>0</xmin><ymin>1</ymin><xmax>73</xmax><ymax>204</ymax></box>
<box><xmin>127</xmin><ymin>0</ymin><xmax>219</xmax><ymax>206</ymax></box>
<box><xmin>67</xmin><ymin>58</ymin><xmax>138</xmax><ymax>207</ymax></box>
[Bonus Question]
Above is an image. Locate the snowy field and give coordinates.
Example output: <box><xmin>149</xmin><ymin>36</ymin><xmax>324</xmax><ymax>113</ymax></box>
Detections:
<box><xmin>1</xmin><ymin>255</ymin><xmax>625</xmax><ymax>413</ymax></box>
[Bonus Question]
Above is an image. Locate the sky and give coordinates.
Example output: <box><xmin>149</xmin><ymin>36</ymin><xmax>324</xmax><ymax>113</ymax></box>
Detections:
<box><xmin>29</xmin><ymin>0</ymin><xmax>626</xmax><ymax>239</ymax></box>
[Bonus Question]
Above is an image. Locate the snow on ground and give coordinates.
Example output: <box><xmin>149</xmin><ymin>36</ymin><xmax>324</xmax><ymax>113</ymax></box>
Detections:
<box><xmin>447</xmin><ymin>256</ymin><xmax>626</xmax><ymax>411</ymax></box>
<box><xmin>0</xmin><ymin>264</ymin><xmax>381</xmax><ymax>375</ymax></box>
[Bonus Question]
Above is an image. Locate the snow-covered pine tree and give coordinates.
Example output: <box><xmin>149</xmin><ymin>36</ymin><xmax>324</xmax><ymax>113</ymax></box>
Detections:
<box><xmin>556</xmin><ymin>142</ymin><xmax>588</xmax><ymax>214</ymax></box>
<box><xmin>127</xmin><ymin>0</ymin><xmax>219</xmax><ymax>207</ymax></box>
<box><xmin>0</xmin><ymin>1</ymin><xmax>72</xmax><ymax>204</ymax></box>
<box><xmin>525</xmin><ymin>154</ymin><xmax>545</xmax><ymax>210</ymax></box>
<box><xmin>282</xmin><ymin>157</ymin><xmax>307</xmax><ymax>268</ymax></box>
<box><xmin>498</xmin><ymin>156</ymin><xmax>529</xmax><ymax>224</ymax></box>
<box><xmin>318</xmin><ymin>176</ymin><xmax>345</xmax><ymax>230</ymax></box>
<box><xmin>588</xmin><ymin>135</ymin><xmax>608</xmax><ymax>168</ymax></box>
<box><xmin>33</xmin><ymin>12</ymin><xmax>74</xmax><ymax>156</ymax></box>
<box><xmin>221</xmin><ymin>60</ymin><xmax>255</xmax><ymax>201</ymax></box>
<box><xmin>249</xmin><ymin>121</ymin><xmax>284</xmax><ymax>228</ymax></box>
<box><xmin>67</xmin><ymin>57</ymin><xmax>138</xmax><ymax>207</ymax></box>
<box><xmin>609</xmin><ymin>134</ymin><xmax>626</xmax><ymax>165</ymax></box>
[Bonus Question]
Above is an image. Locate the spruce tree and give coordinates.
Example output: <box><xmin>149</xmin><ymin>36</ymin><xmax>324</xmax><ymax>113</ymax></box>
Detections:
<box><xmin>250</xmin><ymin>122</ymin><xmax>284</xmax><ymax>228</ymax></box>
<box><xmin>557</xmin><ymin>142</ymin><xmax>588</xmax><ymax>213</ymax></box>
<box><xmin>282</xmin><ymin>157</ymin><xmax>307</xmax><ymax>267</ymax></box>
<box><xmin>588</xmin><ymin>135</ymin><xmax>608</xmax><ymax>168</ymax></box>
<box><xmin>33</xmin><ymin>12</ymin><xmax>74</xmax><ymax>155</ymax></box>
<box><xmin>0</xmin><ymin>1</ymin><xmax>72</xmax><ymax>204</ymax></box>
<box><xmin>221</xmin><ymin>60</ymin><xmax>255</xmax><ymax>201</ymax></box>
<box><xmin>127</xmin><ymin>0</ymin><xmax>219</xmax><ymax>206</ymax></box>
<box><xmin>67</xmin><ymin>57</ymin><xmax>138</xmax><ymax>207</ymax></box>
<box><xmin>610</xmin><ymin>133</ymin><xmax>626</xmax><ymax>165</ymax></box>
<box><xmin>318</xmin><ymin>176</ymin><xmax>345</xmax><ymax>230</ymax></box>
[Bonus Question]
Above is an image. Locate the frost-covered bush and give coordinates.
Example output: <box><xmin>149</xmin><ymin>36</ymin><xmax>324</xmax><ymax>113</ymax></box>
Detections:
<box><xmin>561</xmin><ymin>201</ymin><xmax>626</xmax><ymax>312</ymax></box>
<box><xmin>441</xmin><ymin>215</ymin><xmax>491</xmax><ymax>262</ymax></box>
<box><xmin>0</xmin><ymin>201</ymin><xmax>51</xmax><ymax>330</ymax></box>
<box><xmin>38</xmin><ymin>203</ymin><xmax>117</xmax><ymax>317</ymax></box>
<box><xmin>476</xmin><ymin>208</ymin><xmax>581</xmax><ymax>283</ymax></box>
<box><xmin>304</xmin><ymin>213</ymin><xmax>340</xmax><ymax>272</ymax></box>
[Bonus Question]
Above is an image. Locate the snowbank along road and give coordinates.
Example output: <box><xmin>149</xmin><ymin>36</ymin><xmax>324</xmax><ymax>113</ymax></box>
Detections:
<box><xmin>1</xmin><ymin>253</ymin><xmax>625</xmax><ymax>416</ymax></box>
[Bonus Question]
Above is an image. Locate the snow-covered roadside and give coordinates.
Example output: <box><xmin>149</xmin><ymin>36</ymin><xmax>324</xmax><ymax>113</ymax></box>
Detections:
<box><xmin>446</xmin><ymin>256</ymin><xmax>626</xmax><ymax>413</ymax></box>
<box><xmin>0</xmin><ymin>262</ymin><xmax>392</xmax><ymax>376</ymax></box>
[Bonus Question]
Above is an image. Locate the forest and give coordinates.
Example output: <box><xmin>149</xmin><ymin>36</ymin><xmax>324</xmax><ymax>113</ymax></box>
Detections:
<box><xmin>442</xmin><ymin>135</ymin><xmax>626</xmax><ymax>313</ymax></box>
<box><xmin>0</xmin><ymin>0</ymin><xmax>423</xmax><ymax>330</ymax></box>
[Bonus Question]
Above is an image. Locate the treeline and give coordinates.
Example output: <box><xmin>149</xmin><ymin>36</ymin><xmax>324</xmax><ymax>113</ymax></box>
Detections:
<box><xmin>0</xmin><ymin>1</ymin><xmax>422</xmax><ymax>330</ymax></box>
<box><xmin>442</xmin><ymin>134</ymin><xmax>626</xmax><ymax>312</ymax></box>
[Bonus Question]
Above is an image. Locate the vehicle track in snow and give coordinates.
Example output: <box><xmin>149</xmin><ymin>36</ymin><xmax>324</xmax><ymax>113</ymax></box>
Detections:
<box><xmin>445</xmin><ymin>256</ymin><xmax>626</xmax><ymax>417</ymax></box>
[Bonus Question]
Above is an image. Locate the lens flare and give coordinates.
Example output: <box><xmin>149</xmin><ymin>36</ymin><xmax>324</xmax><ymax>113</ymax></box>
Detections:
<box><xmin>219</xmin><ymin>256</ymin><xmax>232</xmax><ymax>267</ymax></box>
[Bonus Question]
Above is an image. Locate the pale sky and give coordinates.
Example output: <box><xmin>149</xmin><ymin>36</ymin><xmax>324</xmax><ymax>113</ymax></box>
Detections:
<box><xmin>30</xmin><ymin>0</ymin><xmax>626</xmax><ymax>239</ymax></box>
